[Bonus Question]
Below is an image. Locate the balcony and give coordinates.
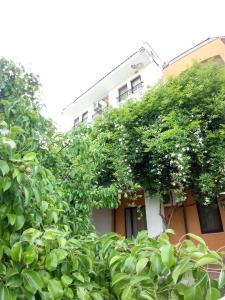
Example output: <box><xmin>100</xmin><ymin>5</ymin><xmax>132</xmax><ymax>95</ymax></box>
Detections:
<box><xmin>117</xmin><ymin>82</ymin><xmax>143</xmax><ymax>102</ymax></box>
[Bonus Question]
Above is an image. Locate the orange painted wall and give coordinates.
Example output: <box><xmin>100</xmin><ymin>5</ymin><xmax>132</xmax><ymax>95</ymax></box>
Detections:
<box><xmin>163</xmin><ymin>38</ymin><xmax>225</xmax><ymax>78</ymax></box>
<box><xmin>165</xmin><ymin>192</ymin><xmax>225</xmax><ymax>250</ymax></box>
<box><xmin>114</xmin><ymin>190</ymin><xmax>145</xmax><ymax>236</ymax></box>
<box><xmin>162</xmin><ymin>39</ymin><xmax>225</xmax><ymax>250</ymax></box>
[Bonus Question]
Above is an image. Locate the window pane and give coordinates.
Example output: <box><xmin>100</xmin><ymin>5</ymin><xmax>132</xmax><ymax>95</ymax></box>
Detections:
<box><xmin>197</xmin><ymin>205</ymin><xmax>223</xmax><ymax>234</ymax></box>
<box><xmin>74</xmin><ymin>117</ymin><xmax>79</xmax><ymax>127</ymax></box>
<box><xmin>125</xmin><ymin>206</ymin><xmax>147</xmax><ymax>238</ymax></box>
<box><xmin>118</xmin><ymin>85</ymin><xmax>128</xmax><ymax>101</ymax></box>
<box><xmin>82</xmin><ymin>111</ymin><xmax>88</xmax><ymax>123</ymax></box>
<box><xmin>125</xmin><ymin>209</ymin><xmax>132</xmax><ymax>238</ymax></box>
<box><xmin>131</xmin><ymin>76</ymin><xmax>142</xmax><ymax>92</ymax></box>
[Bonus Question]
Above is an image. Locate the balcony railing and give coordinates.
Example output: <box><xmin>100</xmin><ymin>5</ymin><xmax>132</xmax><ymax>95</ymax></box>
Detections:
<box><xmin>117</xmin><ymin>82</ymin><xmax>143</xmax><ymax>102</ymax></box>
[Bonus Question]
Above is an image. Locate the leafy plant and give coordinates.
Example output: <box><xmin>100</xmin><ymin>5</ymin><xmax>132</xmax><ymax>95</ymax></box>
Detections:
<box><xmin>1</xmin><ymin>229</ymin><xmax>224</xmax><ymax>299</ymax></box>
<box><xmin>83</xmin><ymin>62</ymin><xmax>225</xmax><ymax>205</ymax></box>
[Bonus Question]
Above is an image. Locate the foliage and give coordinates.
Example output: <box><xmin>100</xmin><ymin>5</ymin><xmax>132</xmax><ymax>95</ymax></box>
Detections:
<box><xmin>0</xmin><ymin>58</ymin><xmax>62</xmax><ymax>235</ymax></box>
<box><xmin>0</xmin><ymin>57</ymin><xmax>225</xmax><ymax>299</ymax></box>
<box><xmin>49</xmin><ymin>127</ymin><xmax>120</xmax><ymax>234</ymax></box>
<box><xmin>0</xmin><ymin>230</ymin><xmax>224</xmax><ymax>299</ymax></box>
<box><xmin>86</xmin><ymin>62</ymin><xmax>225</xmax><ymax>205</ymax></box>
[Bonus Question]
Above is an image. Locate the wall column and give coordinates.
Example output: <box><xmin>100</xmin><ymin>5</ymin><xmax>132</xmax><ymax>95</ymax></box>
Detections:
<box><xmin>144</xmin><ymin>191</ymin><xmax>164</xmax><ymax>237</ymax></box>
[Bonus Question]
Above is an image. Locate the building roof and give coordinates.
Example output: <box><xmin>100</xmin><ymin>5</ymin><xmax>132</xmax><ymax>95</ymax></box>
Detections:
<box><xmin>163</xmin><ymin>36</ymin><xmax>225</xmax><ymax>68</ymax></box>
<box><xmin>62</xmin><ymin>51</ymin><xmax>138</xmax><ymax>113</ymax></box>
<box><xmin>62</xmin><ymin>42</ymin><xmax>161</xmax><ymax>113</ymax></box>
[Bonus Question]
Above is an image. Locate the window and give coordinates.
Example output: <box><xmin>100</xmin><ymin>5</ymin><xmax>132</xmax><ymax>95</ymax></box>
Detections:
<box><xmin>125</xmin><ymin>206</ymin><xmax>147</xmax><ymax>238</ymax></box>
<box><xmin>74</xmin><ymin>117</ymin><xmax>79</xmax><ymax>127</ymax></box>
<box><xmin>197</xmin><ymin>204</ymin><xmax>223</xmax><ymax>234</ymax></box>
<box><xmin>131</xmin><ymin>75</ymin><xmax>142</xmax><ymax>93</ymax></box>
<box><xmin>118</xmin><ymin>84</ymin><xmax>128</xmax><ymax>102</ymax></box>
<box><xmin>82</xmin><ymin>111</ymin><xmax>88</xmax><ymax>123</ymax></box>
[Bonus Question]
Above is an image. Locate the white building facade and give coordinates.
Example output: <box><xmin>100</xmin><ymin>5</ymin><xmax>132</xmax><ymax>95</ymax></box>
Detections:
<box><xmin>63</xmin><ymin>42</ymin><xmax>164</xmax><ymax>238</ymax></box>
<box><xmin>63</xmin><ymin>42</ymin><xmax>162</xmax><ymax>127</ymax></box>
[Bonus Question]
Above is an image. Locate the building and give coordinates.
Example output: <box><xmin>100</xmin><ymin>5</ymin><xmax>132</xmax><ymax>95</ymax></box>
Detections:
<box><xmin>163</xmin><ymin>36</ymin><xmax>225</xmax><ymax>250</ymax></box>
<box><xmin>63</xmin><ymin>42</ymin><xmax>162</xmax><ymax>127</ymax></box>
<box><xmin>163</xmin><ymin>36</ymin><xmax>225</xmax><ymax>77</ymax></box>
<box><xmin>63</xmin><ymin>42</ymin><xmax>164</xmax><ymax>239</ymax></box>
<box><xmin>63</xmin><ymin>37</ymin><xmax>225</xmax><ymax>250</ymax></box>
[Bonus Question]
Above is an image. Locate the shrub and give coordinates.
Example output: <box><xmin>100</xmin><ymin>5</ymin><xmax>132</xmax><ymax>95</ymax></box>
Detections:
<box><xmin>0</xmin><ymin>230</ymin><xmax>224</xmax><ymax>299</ymax></box>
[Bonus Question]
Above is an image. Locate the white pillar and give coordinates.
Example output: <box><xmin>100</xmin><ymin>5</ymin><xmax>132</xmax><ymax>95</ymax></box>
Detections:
<box><xmin>144</xmin><ymin>191</ymin><xmax>164</xmax><ymax>237</ymax></box>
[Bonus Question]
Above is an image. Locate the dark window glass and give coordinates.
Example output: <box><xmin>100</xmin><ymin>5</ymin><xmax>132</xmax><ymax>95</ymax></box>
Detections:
<box><xmin>131</xmin><ymin>76</ymin><xmax>142</xmax><ymax>93</ymax></box>
<box><xmin>197</xmin><ymin>204</ymin><xmax>223</xmax><ymax>234</ymax></box>
<box><xmin>118</xmin><ymin>84</ymin><xmax>128</xmax><ymax>102</ymax></box>
<box><xmin>74</xmin><ymin>117</ymin><xmax>79</xmax><ymax>127</ymax></box>
<box><xmin>82</xmin><ymin>111</ymin><xmax>88</xmax><ymax>123</ymax></box>
<box><xmin>125</xmin><ymin>206</ymin><xmax>147</xmax><ymax>238</ymax></box>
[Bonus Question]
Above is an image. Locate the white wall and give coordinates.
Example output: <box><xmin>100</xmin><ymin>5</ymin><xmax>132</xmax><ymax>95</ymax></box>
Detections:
<box><xmin>92</xmin><ymin>208</ymin><xmax>113</xmax><ymax>235</ymax></box>
<box><xmin>144</xmin><ymin>191</ymin><xmax>164</xmax><ymax>237</ymax></box>
<box><xmin>108</xmin><ymin>62</ymin><xmax>161</xmax><ymax>109</ymax></box>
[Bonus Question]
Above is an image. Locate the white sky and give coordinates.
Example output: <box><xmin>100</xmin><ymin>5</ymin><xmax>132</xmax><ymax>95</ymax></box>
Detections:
<box><xmin>0</xmin><ymin>0</ymin><xmax>224</xmax><ymax>131</ymax></box>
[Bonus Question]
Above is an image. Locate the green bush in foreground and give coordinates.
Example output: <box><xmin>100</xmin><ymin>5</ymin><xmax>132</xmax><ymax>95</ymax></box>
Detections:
<box><xmin>0</xmin><ymin>229</ymin><xmax>224</xmax><ymax>299</ymax></box>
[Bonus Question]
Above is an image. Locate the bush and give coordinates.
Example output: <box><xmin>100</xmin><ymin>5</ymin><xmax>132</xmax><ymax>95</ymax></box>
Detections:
<box><xmin>0</xmin><ymin>229</ymin><xmax>224</xmax><ymax>299</ymax></box>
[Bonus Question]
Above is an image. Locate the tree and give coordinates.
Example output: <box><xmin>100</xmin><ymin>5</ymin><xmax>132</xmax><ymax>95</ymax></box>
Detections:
<box><xmin>85</xmin><ymin>62</ymin><xmax>225</xmax><ymax>205</ymax></box>
<box><xmin>0</xmin><ymin>58</ymin><xmax>224</xmax><ymax>300</ymax></box>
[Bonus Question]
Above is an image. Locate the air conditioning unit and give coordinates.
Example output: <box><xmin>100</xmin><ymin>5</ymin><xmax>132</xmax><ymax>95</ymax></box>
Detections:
<box><xmin>93</xmin><ymin>101</ymin><xmax>102</xmax><ymax>112</ymax></box>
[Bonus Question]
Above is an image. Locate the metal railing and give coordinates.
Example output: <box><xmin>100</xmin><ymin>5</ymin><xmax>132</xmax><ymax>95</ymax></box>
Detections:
<box><xmin>117</xmin><ymin>82</ymin><xmax>143</xmax><ymax>102</ymax></box>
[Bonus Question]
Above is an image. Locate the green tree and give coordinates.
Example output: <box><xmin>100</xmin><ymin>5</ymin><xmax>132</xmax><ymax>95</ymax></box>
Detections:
<box><xmin>85</xmin><ymin>62</ymin><xmax>225</xmax><ymax>205</ymax></box>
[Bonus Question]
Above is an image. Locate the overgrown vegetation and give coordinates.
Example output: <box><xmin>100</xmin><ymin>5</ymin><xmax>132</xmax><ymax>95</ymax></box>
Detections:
<box><xmin>85</xmin><ymin>62</ymin><xmax>225</xmax><ymax>205</ymax></box>
<box><xmin>0</xmin><ymin>58</ymin><xmax>225</xmax><ymax>299</ymax></box>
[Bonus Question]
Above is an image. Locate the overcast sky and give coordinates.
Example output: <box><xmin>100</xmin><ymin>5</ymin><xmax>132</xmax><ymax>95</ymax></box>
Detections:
<box><xmin>0</xmin><ymin>0</ymin><xmax>224</xmax><ymax>130</ymax></box>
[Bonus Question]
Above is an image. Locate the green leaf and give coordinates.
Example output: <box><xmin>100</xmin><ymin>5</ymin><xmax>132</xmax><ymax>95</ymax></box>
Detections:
<box><xmin>172</xmin><ymin>259</ymin><xmax>192</xmax><ymax>283</ymax></box>
<box><xmin>206</xmin><ymin>288</ymin><xmax>220</xmax><ymax>300</ymax></box>
<box><xmin>72</xmin><ymin>272</ymin><xmax>84</xmax><ymax>283</ymax></box>
<box><xmin>77</xmin><ymin>287</ymin><xmax>90</xmax><ymax>300</ymax></box>
<box><xmin>136</xmin><ymin>257</ymin><xmax>149</xmax><ymax>274</ymax></box>
<box><xmin>121</xmin><ymin>286</ymin><xmax>133</xmax><ymax>299</ymax></box>
<box><xmin>6</xmin><ymin>274</ymin><xmax>22</xmax><ymax>288</ymax></box>
<box><xmin>54</xmin><ymin>249</ymin><xmax>67</xmax><ymax>261</ymax></box>
<box><xmin>7</xmin><ymin>214</ymin><xmax>16</xmax><ymax>226</ymax></box>
<box><xmin>23</xmin><ymin>245</ymin><xmax>38</xmax><ymax>264</ymax></box>
<box><xmin>15</xmin><ymin>215</ymin><xmax>25</xmax><ymax>231</ymax></box>
<box><xmin>23</xmin><ymin>152</ymin><xmax>36</xmax><ymax>161</ymax></box>
<box><xmin>0</xmin><ymin>262</ymin><xmax>6</xmax><ymax>275</ymax></box>
<box><xmin>0</xmin><ymin>160</ymin><xmax>9</xmax><ymax>176</ymax></box>
<box><xmin>218</xmin><ymin>270</ymin><xmax>225</xmax><ymax>289</ymax></box>
<box><xmin>64</xmin><ymin>287</ymin><xmax>74</xmax><ymax>299</ymax></box>
<box><xmin>1</xmin><ymin>137</ymin><xmax>16</xmax><ymax>149</ymax></box>
<box><xmin>21</xmin><ymin>228</ymin><xmax>42</xmax><ymax>242</ymax></box>
<box><xmin>0</xmin><ymin>177</ymin><xmax>11</xmax><ymax>192</ymax></box>
<box><xmin>139</xmin><ymin>291</ymin><xmax>154</xmax><ymax>300</ymax></box>
<box><xmin>160</xmin><ymin>244</ymin><xmax>175</xmax><ymax>268</ymax></box>
<box><xmin>0</xmin><ymin>245</ymin><xmax>4</xmax><ymax>260</ymax></box>
<box><xmin>38</xmin><ymin>270</ymin><xmax>51</xmax><ymax>285</ymax></box>
<box><xmin>92</xmin><ymin>293</ymin><xmax>104</xmax><ymax>300</ymax></box>
<box><xmin>45</xmin><ymin>251</ymin><xmax>58</xmax><ymax>271</ymax></box>
<box><xmin>48</xmin><ymin>279</ymin><xmax>63</xmax><ymax>299</ymax></box>
<box><xmin>61</xmin><ymin>274</ymin><xmax>73</xmax><ymax>287</ymax></box>
<box><xmin>195</xmin><ymin>255</ymin><xmax>219</xmax><ymax>268</ymax></box>
<box><xmin>0</xmin><ymin>287</ymin><xmax>10</xmax><ymax>300</ymax></box>
<box><xmin>22</xmin><ymin>269</ymin><xmax>43</xmax><ymax>295</ymax></box>
<box><xmin>187</xmin><ymin>233</ymin><xmax>206</xmax><ymax>246</ymax></box>
<box><xmin>151</xmin><ymin>253</ymin><xmax>162</xmax><ymax>275</ymax></box>
<box><xmin>124</xmin><ymin>256</ymin><xmax>136</xmax><ymax>273</ymax></box>
<box><xmin>10</xmin><ymin>242</ymin><xmax>23</xmax><ymax>262</ymax></box>
<box><xmin>112</xmin><ymin>273</ymin><xmax>129</xmax><ymax>287</ymax></box>
<box><xmin>109</xmin><ymin>255</ymin><xmax>122</xmax><ymax>267</ymax></box>
<box><xmin>40</xmin><ymin>291</ymin><xmax>54</xmax><ymax>300</ymax></box>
